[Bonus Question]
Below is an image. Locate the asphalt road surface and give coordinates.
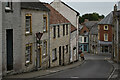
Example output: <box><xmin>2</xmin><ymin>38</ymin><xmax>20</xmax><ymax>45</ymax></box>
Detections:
<box><xmin>38</xmin><ymin>53</ymin><xmax>113</xmax><ymax>78</ymax></box>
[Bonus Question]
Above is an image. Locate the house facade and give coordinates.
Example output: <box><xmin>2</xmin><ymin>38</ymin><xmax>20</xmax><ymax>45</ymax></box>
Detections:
<box><xmin>89</xmin><ymin>23</ymin><xmax>98</xmax><ymax>54</ymax></box>
<box><xmin>79</xmin><ymin>32</ymin><xmax>89</xmax><ymax>53</ymax></box>
<box><xmin>70</xmin><ymin>26</ymin><xmax>77</xmax><ymax>63</ymax></box>
<box><xmin>44</xmin><ymin>4</ymin><xmax>70</xmax><ymax>67</ymax></box>
<box><xmin>51</xmin><ymin>0</ymin><xmax>80</xmax><ymax>61</ymax></box>
<box><xmin>79</xmin><ymin>20</ymin><xmax>97</xmax><ymax>53</ymax></box>
<box><xmin>112</xmin><ymin>4</ymin><xmax>120</xmax><ymax>63</ymax></box>
<box><xmin>1</xmin><ymin>2</ymin><xmax>22</xmax><ymax>76</ymax></box>
<box><xmin>21</xmin><ymin>2</ymin><xmax>50</xmax><ymax>72</ymax></box>
<box><xmin>98</xmin><ymin>12</ymin><xmax>113</xmax><ymax>54</ymax></box>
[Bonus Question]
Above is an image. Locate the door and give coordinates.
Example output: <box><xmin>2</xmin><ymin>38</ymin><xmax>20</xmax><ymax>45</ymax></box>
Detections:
<box><xmin>59</xmin><ymin>46</ymin><xmax>61</xmax><ymax>65</ymax></box>
<box><xmin>36</xmin><ymin>46</ymin><xmax>41</xmax><ymax>68</ymax></box>
<box><xmin>84</xmin><ymin>45</ymin><xmax>87</xmax><ymax>51</ymax></box>
<box><xmin>6</xmin><ymin>29</ymin><xmax>13</xmax><ymax>71</ymax></box>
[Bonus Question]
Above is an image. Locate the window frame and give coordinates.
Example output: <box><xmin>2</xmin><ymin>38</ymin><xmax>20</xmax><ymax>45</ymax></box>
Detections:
<box><xmin>66</xmin><ymin>24</ymin><xmax>68</xmax><ymax>35</ymax></box>
<box><xmin>66</xmin><ymin>45</ymin><xmax>68</xmax><ymax>53</ymax></box>
<box><xmin>42</xmin><ymin>40</ymin><xmax>47</xmax><ymax>58</ymax></box>
<box><xmin>104</xmin><ymin>25</ymin><xmax>108</xmax><ymax>30</ymax></box>
<box><xmin>43</xmin><ymin>15</ymin><xmax>48</xmax><ymax>32</ymax></box>
<box><xmin>25</xmin><ymin>14</ymin><xmax>32</xmax><ymax>35</ymax></box>
<box><xmin>53</xmin><ymin>26</ymin><xmax>56</xmax><ymax>38</ymax></box>
<box><xmin>104</xmin><ymin>33</ymin><xmax>108</xmax><ymax>41</ymax></box>
<box><xmin>58</xmin><ymin>25</ymin><xmax>60</xmax><ymax>37</ymax></box>
<box><xmin>63</xmin><ymin>24</ymin><xmax>65</xmax><ymax>36</ymax></box>
<box><xmin>84</xmin><ymin>37</ymin><xmax>87</xmax><ymax>42</ymax></box>
<box><xmin>5</xmin><ymin>0</ymin><xmax>13</xmax><ymax>12</ymax></box>
<box><xmin>25</xmin><ymin>43</ymin><xmax>32</xmax><ymax>65</ymax></box>
<box><xmin>52</xmin><ymin>48</ymin><xmax>57</xmax><ymax>62</ymax></box>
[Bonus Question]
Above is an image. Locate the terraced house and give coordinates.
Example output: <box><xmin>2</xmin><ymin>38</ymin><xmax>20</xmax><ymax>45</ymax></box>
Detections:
<box><xmin>98</xmin><ymin>12</ymin><xmax>113</xmax><ymax>54</ymax></box>
<box><xmin>1</xmin><ymin>2</ymin><xmax>22</xmax><ymax>76</ymax></box>
<box><xmin>21</xmin><ymin>2</ymin><xmax>50</xmax><ymax>72</ymax></box>
<box><xmin>44</xmin><ymin>3</ymin><xmax>71</xmax><ymax>67</ymax></box>
<box><xmin>51</xmin><ymin>0</ymin><xmax>80</xmax><ymax>62</ymax></box>
<box><xmin>89</xmin><ymin>23</ymin><xmax>98</xmax><ymax>54</ymax></box>
<box><xmin>112</xmin><ymin>4</ymin><xmax>120</xmax><ymax>63</ymax></box>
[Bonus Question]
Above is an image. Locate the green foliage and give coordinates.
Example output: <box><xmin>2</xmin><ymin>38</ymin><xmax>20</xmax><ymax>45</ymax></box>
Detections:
<box><xmin>79</xmin><ymin>13</ymin><xmax>105</xmax><ymax>24</ymax></box>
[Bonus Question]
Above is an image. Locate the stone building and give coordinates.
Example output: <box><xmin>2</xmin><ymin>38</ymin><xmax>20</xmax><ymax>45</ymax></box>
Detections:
<box><xmin>89</xmin><ymin>23</ymin><xmax>98</xmax><ymax>54</ymax></box>
<box><xmin>51</xmin><ymin>0</ymin><xmax>80</xmax><ymax>61</ymax></box>
<box><xmin>98</xmin><ymin>12</ymin><xmax>113</xmax><ymax>54</ymax></box>
<box><xmin>1</xmin><ymin>2</ymin><xmax>22</xmax><ymax>76</ymax></box>
<box><xmin>21</xmin><ymin>2</ymin><xmax>50</xmax><ymax>72</ymax></box>
<box><xmin>44</xmin><ymin>3</ymin><xmax>71</xmax><ymax>67</ymax></box>
<box><xmin>112</xmin><ymin>4</ymin><xmax>120</xmax><ymax>63</ymax></box>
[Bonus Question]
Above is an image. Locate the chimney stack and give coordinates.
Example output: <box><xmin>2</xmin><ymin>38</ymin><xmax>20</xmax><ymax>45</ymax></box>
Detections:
<box><xmin>114</xmin><ymin>4</ymin><xmax>117</xmax><ymax>11</ymax></box>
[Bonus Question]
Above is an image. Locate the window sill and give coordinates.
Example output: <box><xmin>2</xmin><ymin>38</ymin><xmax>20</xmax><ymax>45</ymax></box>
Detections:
<box><xmin>52</xmin><ymin>58</ymin><xmax>57</xmax><ymax>62</ymax></box>
<box><xmin>5</xmin><ymin>7</ymin><xmax>13</xmax><ymax>13</ymax></box>
<box><xmin>25</xmin><ymin>33</ymin><xmax>32</xmax><ymax>36</ymax></box>
<box><xmin>25</xmin><ymin>62</ymin><xmax>32</xmax><ymax>66</ymax></box>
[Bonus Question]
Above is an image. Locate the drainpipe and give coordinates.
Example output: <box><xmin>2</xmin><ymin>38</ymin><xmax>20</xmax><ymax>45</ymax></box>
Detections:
<box><xmin>48</xmin><ymin>12</ymin><xmax>50</xmax><ymax>68</ymax></box>
<box><xmin>0</xmin><ymin>1</ymin><xmax>2</xmax><ymax>79</ymax></box>
<box><xmin>117</xmin><ymin>17</ymin><xmax>119</xmax><ymax>64</ymax></box>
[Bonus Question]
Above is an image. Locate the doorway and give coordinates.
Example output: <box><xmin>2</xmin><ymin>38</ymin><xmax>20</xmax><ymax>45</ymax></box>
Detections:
<box><xmin>6</xmin><ymin>29</ymin><xmax>13</xmax><ymax>71</ymax></box>
<box><xmin>59</xmin><ymin>46</ymin><xmax>61</xmax><ymax>65</ymax></box>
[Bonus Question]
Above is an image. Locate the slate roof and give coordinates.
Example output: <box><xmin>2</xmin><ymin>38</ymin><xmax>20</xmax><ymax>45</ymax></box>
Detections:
<box><xmin>81</xmin><ymin>32</ymin><xmax>89</xmax><ymax>36</ymax></box>
<box><xmin>98</xmin><ymin>12</ymin><xmax>113</xmax><ymax>25</ymax></box>
<box><xmin>83</xmin><ymin>21</ymin><xmax>98</xmax><ymax>30</ymax></box>
<box><xmin>90</xmin><ymin>23</ymin><xmax>98</xmax><ymax>35</ymax></box>
<box><xmin>21</xmin><ymin>2</ymin><xmax>50</xmax><ymax>11</ymax></box>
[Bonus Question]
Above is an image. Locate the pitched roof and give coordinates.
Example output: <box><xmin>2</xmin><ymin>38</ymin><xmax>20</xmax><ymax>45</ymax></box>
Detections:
<box><xmin>83</xmin><ymin>21</ymin><xmax>98</xmax><ymax>29</ymax></box>
<box><xmin>98</xmin><ymin>12</ymin><xmax>113</xmax><ymax>25</ymax></box>
<box><xmin>44</xmin><ymin>3</ymin><xmax>70</xmax><ymax>24</ymax></box>
<box><xmin>21</xmin><ymin>2</ymin><xmax>50</xmax><ymax>11</ymax></box>
<box><xmin>71</xmin><ymin>25</ymin><xmax>77</xmax><ymax>33</ymax></box>
<box><xmin>90</xmin><ymin>23</ymin><xmax>98</xmax><ymax>35</ymax></box>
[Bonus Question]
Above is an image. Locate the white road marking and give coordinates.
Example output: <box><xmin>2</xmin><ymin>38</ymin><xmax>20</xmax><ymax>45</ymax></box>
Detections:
<box><xmin>70</xmin><ymin>76</ymin><xmax>79</xmax><ymax>78</ymax></box>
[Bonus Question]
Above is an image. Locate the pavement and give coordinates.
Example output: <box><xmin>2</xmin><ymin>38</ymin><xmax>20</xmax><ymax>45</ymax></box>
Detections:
<box><xmin>3</xmin><ymin>60</ymin><xmax>84</xmax><ymax>79</ymax></box>
<box><xmin>107</xmin><ymin>60</ymin><xmax>120</xmax><ymax>80</ymax></box>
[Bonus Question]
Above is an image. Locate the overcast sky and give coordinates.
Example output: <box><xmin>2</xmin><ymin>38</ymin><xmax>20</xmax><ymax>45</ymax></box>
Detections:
<box><xmin>40</xmin><ymin>0</ymin><xmax>119</xmax><ymax>16</ymax></box>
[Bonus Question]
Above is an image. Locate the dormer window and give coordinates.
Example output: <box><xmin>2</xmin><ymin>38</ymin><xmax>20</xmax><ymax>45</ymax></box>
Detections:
<box><xmin>5</xmin><ymin>0</ymin><xmax>12</xmax><ymax>12</ymax></box>
<box><xmin>104</xmin><ymin>25</ymin><xmax>108</xmax><ymax>30</ymax></box>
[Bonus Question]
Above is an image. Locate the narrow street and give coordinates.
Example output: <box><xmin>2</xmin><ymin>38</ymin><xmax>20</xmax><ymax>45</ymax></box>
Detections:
<box><xmin>38</xmin><ymin>53</ymin><xmax>113</xmax><ymax>78</ymax></box>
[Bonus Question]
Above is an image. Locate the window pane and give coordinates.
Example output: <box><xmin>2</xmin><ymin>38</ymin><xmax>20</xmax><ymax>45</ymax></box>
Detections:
<box><xmin>26</xmin><ymin>16</ymin><xmax>31</xmax><ymax>34</ymax></box>
<box><xmin>43</xmin><ymin>17</ymin><xmax>47</xmax><ymax>32</ymax></box>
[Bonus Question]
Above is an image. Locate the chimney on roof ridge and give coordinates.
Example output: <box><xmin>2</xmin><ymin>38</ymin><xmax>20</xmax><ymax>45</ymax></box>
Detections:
<box><xmin>54</xmin><ymin>0</ymin><xmax>61</xmax><ymax>2</ymax></box>
<box><xmin>114</xmin><ymin>4</ymin><xmax>117</xmax><ymax>11</ymax></box>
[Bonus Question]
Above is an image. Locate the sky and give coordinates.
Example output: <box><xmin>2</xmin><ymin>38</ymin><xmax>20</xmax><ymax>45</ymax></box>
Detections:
<box><xmin>40</xmin><ymin>0</ymin><xmax>119</xmax><ymax>16</ymax></box>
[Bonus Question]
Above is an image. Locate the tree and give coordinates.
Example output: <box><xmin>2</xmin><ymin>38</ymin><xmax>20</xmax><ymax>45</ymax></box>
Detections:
<box><xmin>79</xmin><ymin>12</ymin><xmax>105</xmax><ymax>24</ymax></box>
